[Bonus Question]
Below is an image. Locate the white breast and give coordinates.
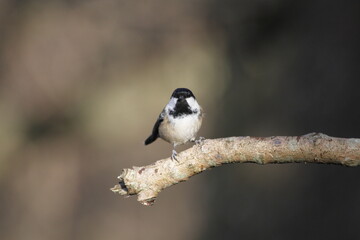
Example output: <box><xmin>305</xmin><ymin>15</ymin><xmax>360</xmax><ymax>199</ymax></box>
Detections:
<box><xmin>159</xmin><ymin>113</ymin><xmax>202</xmax><ymax>146</ymax></box>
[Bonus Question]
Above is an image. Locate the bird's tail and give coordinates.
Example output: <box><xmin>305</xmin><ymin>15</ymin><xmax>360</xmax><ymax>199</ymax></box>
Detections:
<box><xmin>144</xmin><ymin>134</ymin><xmax>158</xmax><ymax>145</ymax></box>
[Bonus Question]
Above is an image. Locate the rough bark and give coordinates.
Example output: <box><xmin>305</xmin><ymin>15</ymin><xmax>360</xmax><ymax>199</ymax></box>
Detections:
<box><xmin>111</xmin><ymin>133</ymin><xmax>360</xmax><ymax>206</ymax></box>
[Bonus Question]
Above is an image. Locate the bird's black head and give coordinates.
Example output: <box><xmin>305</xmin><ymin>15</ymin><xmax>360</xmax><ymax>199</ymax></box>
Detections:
<box><xmin>168</xmin><ymin>88</ymin><xmax>198</xmax><ymax>117</ymax></box>
<box><xmin>171</xmin><ymin>88</ymin><xmax>195</xmax><ymax>100</ymax></box>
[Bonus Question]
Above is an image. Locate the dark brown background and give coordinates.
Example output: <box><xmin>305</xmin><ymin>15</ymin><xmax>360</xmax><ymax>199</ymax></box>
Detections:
<box><xmin>0</xmin><ymin>1</ymin><xmax>359</xmax><ymax>239</ymax></box>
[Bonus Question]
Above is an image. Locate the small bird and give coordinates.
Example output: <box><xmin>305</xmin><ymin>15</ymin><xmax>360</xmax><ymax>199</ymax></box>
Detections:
<box><xmin>145</xmin><ymin>88</ymin><xmax>203</xmax><ymax>160</ymax></box>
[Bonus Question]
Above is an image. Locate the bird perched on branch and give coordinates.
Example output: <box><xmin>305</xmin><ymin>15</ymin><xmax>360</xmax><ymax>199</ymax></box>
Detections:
<box><xmin>145</xmin><ymin>88</ymin><xmax>203</xmax><ymax>160</ymax></box>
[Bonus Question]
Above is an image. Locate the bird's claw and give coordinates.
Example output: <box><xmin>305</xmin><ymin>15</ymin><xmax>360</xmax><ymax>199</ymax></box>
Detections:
<box><xmin>195</xmin><ymin>136</ymin><xmax>205</xmax><ymax>145</ymax></box>
<box><xmin>171</xmin><ymin>150</ymin><xmax>178</xmax><ymax>162</ymax></box>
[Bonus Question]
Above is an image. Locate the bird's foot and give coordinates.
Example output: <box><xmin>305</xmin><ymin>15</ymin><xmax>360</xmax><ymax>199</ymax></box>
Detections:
<box><xmin>195</xmin><ymin>136</ymin><xmax>205</xmax><ymax>145</ymax></box>
<box><xmin>171</xmin><ymin>150</ymin><xmax>178</xmax><ymax>162</ymax></box>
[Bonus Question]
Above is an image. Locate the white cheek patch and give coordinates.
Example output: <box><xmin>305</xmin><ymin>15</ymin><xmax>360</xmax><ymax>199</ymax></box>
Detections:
<box><xmin>186</xmin><ymin>97</ymin><xmax>200</xmax><ymax>111</ymax></box>
<box><xmin>165</xmin><ymin>97</ymin><xmax>177</xmax><ymax>111</ymax></box>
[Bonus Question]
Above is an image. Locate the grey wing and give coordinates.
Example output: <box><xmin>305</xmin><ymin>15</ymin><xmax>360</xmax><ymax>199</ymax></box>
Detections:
<box><xmin>144</xmin><ymin>110</ymin><xmax>165</xmax><ymax>145</ymax></box>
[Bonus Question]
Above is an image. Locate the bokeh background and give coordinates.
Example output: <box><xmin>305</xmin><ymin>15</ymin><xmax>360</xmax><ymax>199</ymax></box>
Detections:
<box><xmin>0</xmin><ymin>0</ymin><xmax>359</xmax><ymax>239</ymax></box>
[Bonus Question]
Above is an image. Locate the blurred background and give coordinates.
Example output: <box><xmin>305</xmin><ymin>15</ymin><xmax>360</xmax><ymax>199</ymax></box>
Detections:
<box><xmin>0</xmin><ymin>0</ymin><xmax>359</xmax><ymax>239</ymax></box>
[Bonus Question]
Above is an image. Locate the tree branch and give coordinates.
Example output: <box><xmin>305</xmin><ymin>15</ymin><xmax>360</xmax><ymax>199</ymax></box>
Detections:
<box><xmin>111</xmin><ymin>133</ymin><xmax>360</xmax><ymax>206</ymax></box>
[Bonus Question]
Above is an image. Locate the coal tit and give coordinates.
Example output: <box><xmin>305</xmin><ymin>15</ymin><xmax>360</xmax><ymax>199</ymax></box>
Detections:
<box><xmin>145</xmin><ymin>88</ymin><xmax>203</xmax><ymax>160</ymax></box>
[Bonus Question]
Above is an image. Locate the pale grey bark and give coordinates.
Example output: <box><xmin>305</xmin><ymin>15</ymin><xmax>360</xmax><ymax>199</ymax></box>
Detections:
<box><xmin>111</xmin><ymin>133</ymin><xmax>360</xmax><ymax>206</ymax></box>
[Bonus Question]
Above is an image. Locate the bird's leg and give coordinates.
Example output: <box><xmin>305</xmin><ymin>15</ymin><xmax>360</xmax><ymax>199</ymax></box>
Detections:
<box><xmin>171</xmin><ymin>144</ymin><xmax>178</xmax><ymax>161</ymax></box>
<box><xmin>171</xmin><ymin>150</ymin><xmax>178</xmax><ymax>161</ymax></box>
